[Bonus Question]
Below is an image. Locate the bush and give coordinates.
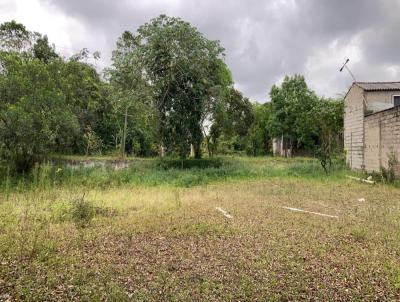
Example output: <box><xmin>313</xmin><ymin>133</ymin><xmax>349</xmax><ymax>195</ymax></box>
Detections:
<box><xmin>0</xmin><ymin>53</ymin><xmax>80</xmax><ymax>173</ymax></box>
<box><xmin>381</xmin><ymin>151</ymin><xmax>398</xmax><ymax>183</ymax></box>
<box><xmin>157</xmin><ymin>158</ymin><xmax>223</xmax><ymax>170</ymax></box>
<box><xmin>70</xmin><ymin>194</ymin><xmax>95</xmax><ymax>229</ymax></box>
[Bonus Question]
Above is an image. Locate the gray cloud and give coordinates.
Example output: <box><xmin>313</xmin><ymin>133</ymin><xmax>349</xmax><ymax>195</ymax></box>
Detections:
<box><xmin>9</xmin><ymin>0</ymin><xmax>400</xmax><ymax>101</ymax></box>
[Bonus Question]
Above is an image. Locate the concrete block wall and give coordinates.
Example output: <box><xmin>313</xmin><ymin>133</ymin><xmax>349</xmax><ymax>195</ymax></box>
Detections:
<box><xmin>344</xmin><ymin>85</ymin><xmax>365</xmax><ymax>169</ymax></box>
<box><xmin>364</xmin><ymin>106</ymin><xmax>400</xmax><ymax>175</ymax></box>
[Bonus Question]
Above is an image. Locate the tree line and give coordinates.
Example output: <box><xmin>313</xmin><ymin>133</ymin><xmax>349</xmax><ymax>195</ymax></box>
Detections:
<box><xmin>0</xmin><ymin>16</ymin><xmax>343</xmax><ymax>173</ymax></box>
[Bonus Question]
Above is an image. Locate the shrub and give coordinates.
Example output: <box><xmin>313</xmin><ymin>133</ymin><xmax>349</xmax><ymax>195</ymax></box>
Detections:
<box><xmin>381</xmin><ymin>150</ymin><xmax>398</xmax><ymax>183</ymax></box>
<box><xmin>70</xmin><ymin>194</ymin><xmax>95</xmax><ymax>229</ymax></box>
<box><xmin>157</xmin><ymin>158</ymin><xmax>223</xmax><ymax>170</ymax></box>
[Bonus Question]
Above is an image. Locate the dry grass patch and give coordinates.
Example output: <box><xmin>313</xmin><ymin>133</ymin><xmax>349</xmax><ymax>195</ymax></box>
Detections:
<box><xmin>1</xmin><ymin>176</ymin><xmax>400</xmax><ymax>301</ymax></box>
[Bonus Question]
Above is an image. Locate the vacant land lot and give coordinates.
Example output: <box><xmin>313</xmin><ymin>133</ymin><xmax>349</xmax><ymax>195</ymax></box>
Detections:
<box><xmin>1</xmin><ymin>157</ymin><xmax>400</xmax><ymax>301</ymax></box>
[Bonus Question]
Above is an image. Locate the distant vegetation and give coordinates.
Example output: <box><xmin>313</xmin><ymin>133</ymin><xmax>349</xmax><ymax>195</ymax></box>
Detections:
<box><xmin>1</xmin><ymin>156</ymin><xmax>350</xmax><ymax>193</ymax></box>
<box><xmin>0</xmin><ymin>16</ymin><xmax>343</xmax><ymax>176</ymax></box>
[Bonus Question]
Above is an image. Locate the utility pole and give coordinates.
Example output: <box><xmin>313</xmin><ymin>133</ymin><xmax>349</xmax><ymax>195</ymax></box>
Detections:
<box><xmin>121</xmin><ymin>105</ymin><xmax>128</xmax><ymax>158</ymax></box>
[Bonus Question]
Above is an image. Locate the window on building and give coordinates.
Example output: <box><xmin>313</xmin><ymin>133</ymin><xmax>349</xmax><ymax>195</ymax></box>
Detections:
<box><xmin>394</xmin><ymin>95</ymin><xmax>400</xmax><ymax>107</ymax></box>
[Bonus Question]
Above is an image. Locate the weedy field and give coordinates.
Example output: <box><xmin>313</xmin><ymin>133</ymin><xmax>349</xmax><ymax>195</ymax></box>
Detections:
<box><xmin>0</xmin><ymin>157</ymin><xmax>400</xmax><ymax>301</ymax></box>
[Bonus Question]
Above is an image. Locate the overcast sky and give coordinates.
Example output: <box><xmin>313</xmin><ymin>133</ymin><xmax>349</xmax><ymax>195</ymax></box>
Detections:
<box><xmin>1</xmin><ymin>0</ymin><xmax>400</xmax><ymax>102</ymax></box>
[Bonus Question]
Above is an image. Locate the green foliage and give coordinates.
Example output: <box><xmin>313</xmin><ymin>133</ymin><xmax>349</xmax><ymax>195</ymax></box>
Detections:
<box><xmin>33</xmin><ymin>35</ymin><xmax>58</xmax><ymax>63</ymax></box>
<box><xmin>246</xmin><ymin>102</ymin><xmax>272</xmax><ymax>156</ymax></box>
<box><xmin>269</xmin><ymin>74</ymin><xmax>319</xmax><ymax>150</ymax></box>
<box><xmin>0</xmin><ymin>157</ymin><xmax>351</xmax><ymax>191</ymax></box>
<box><xmin>0</xmin><ymin>52</ymin><xmax>80</xmax><ymax>172</ymax></box>
<box><xmin>57</xmin><ymin>56</ymin><xmax>111</xmax><ymax>154</ymax></box>
<box><xmin>0</xmin><ymin>21</ymin><xmax>111</xmax><ymax>172</ymax></box>
<box><xmin>224</xmin><ymin>89</ymin><xmax>254</xmax><ymax>138</ymax></box>
<box><xmin>312</xmin><ymin>98</ymin><xmax>344</xmax><ymax>173</ymax></box>
<box><xmin>210</xmin><ymin>88</ymin><xmax>254</xmax><ymax>154</ymax></box>
<box><xmin>380</xmin><ymin>150</ymin><xmax>398</xmax><ymax>183</ymax></box>
<box><xmin>106</xmin><ymin>30</ymin><xmax>157</xmax><ymax>156</ymax></box>
<box><xmin>0</xmin><ymin>19</ymin><xmax>346</xmax><ymax>174</ymax></box>
<box><xmin>70</xmin><ymin>194</ymin><xmax>95</xmax><ymax>229</ymax></box>
<box><xmin>111</xmin><ymin>15</ymin><xmax>231</xmax><ymax>159</ymax></box>
<box><xmin>83</xmin><ymin>126</ymin><xmax>103</xmax><ymax>156</ymax></box>
<box><xmin>268</xmin><ymin>75</ymin><xmax>344</xmax><ymax>170</ymax></box>
<box><xmin>0</xmin><ymin>20</ymin><xmax>38</xmax><ymax>53</ymax></box>
<box><xmin>157</xmin><ymin>157</ymin><xmax>223</xmax><ymax>170</ymax></box>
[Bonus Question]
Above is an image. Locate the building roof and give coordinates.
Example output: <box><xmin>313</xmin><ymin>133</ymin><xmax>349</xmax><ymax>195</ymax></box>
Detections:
<box><xmin>355</xmin><ymin>82</ymin><xmax>400</xmax><ymax>91</ymax></box>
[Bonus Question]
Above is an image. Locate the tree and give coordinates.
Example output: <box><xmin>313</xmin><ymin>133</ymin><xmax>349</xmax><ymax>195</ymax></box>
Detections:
<box><xmin>0</xmin><ymin>21</ymin><xmax>111</xmax><ymax>171</ymax></box>
<box><xmin>111</xmin><ymin>15</ymin><xmax>230</xmax><ymax>159</ymax></box>
<box><xmin>313</xmin><ymin>98</ymin><xmax>344</xmax><ymax>173</ymax></box>
<box><xmin>268</xmin><ymin>74</ymin><xmax>344</xmax><ymax>170</ymax></box>
<box><xmin>54</xmin><ymin>51</ymin><xmax>110</xmax><ymax>154</ymax></box>
<box><xmin>83</xmin><ymin>126</ymin><xmax>103</xmax><ymax>156</ymax></box>
<box><xmin>108</xmin><ymin>30</ymin><xmax>157</xmax><ymax>157</ymax></box>
<box><xmin>269</xmin><ymin>75</ymin><xmax>319</xmax><ymax>152</ymax></box>
<box><xmin>201</xmin><ymin>59</ymin><xmax>233</xmax><ymax>157</ymax></box>
<box><xmin>0</xmin><ymin>20</ymin><xmax>39</xmax><ymax>53</ymax></box>
<box><xmin>247</xmin><ymin>102</ymin><xmax>272</xmax><ymax>156</ymax></box>
<box><xmin>33</xmin><ymin>35</ymin><xmax>58</xmax><ymax>63</ymax></box>
<box><xmin>210</xmin><ymin>88</ymin><xmax>254</xmax><ymax>154</ymax></box>
<box><xmin>0</xmin><ymin>52</ymin><xmax>80</xmax><ymax>172</ymax></box>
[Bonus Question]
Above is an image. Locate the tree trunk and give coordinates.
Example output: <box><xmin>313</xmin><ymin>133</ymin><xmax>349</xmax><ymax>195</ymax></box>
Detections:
<box><xmin>202</xmin><ymin>127</ymin><xmax>212</xmax><ymax>157</ymax></box>
<box><xmin>194</xmin><ymin>141</ymin><xmax>202</xmax><ymax>159</ymax></box>
<box><xmin>121</xmin><ymin>105</ymin><xmax>128</xmax><ymax>158</ymax></box>
<box><xmin>190</xmin><ymin>144</ymin><xmax>195</xmax><ymax>158</ymax></box>
<box><xmin>160</xmin><ymin>145</ymin><xmax>166</xmax><ymax>158</ymax></box>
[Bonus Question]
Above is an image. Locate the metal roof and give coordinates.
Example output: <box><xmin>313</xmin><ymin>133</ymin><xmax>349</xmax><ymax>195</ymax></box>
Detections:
<box><xmin>355</xmin><ymin>82</ymin><xmax>400</xmax><ymax>91</ymax></box>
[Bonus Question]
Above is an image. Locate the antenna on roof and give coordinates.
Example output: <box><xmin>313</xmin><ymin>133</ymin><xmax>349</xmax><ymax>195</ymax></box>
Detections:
<box><xmin>339</xmin><ymin>58</ymin><xmax>357</xmax><ymax>83</ymax></box>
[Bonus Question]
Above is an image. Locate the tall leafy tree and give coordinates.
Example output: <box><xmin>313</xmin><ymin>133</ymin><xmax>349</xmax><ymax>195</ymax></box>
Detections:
<box><xmin>33</xmin><ymin>35</ymin><xmax>58</xmax><ymax>63</ymax></box>
<box><xmin>313</xmin><ymin>98</ymin><xmax>344</xmax><ymax>173</ymax></box>
<box><xmin>210</xmin><ymin>88</ymin><xmax>254</xmax><ymax>154</ymax></box>
<box><xmin>268</xmin><ymin>74</ymin><xmax>344</xmax><ymax>168</ymax></box>
<box><xmin>109</xmin><ymin>30</ymin><xmax>157</xmax><ymax>156</ymax></box>
<box><xmin>111</xmin><ymin>15</ymin><xmax>230</xmax><ymax>159</ymax></box>
<box><xmin>56</xmin><ymin>55</ymin><xmax>108</xmax><ymax>153</ymax></box>
<box><xmin>0</xmin><ymin>20</ymin><xmax>39</xmax><ymax>53</ymax></box>
<box><xmin>269</xmin><ymin>75</ymin><xmax>319</xmax><ymax>151</ymax></box>
<box><xmin>0</xmin><ymin>52</ymin><xmax>80</xmax><ymax>172</ymax></box>
<box><xmin>0</xmin><ymin>21</ymin><xmax>112</xmax><ymax>171</ymax></box>
<box><xmin>247</xmin><ymin>102</ymin><xmax>272</xmax><ymax>156</ymax></box>
<box><xmin>200</xmin><ymin>60</ymin><xmax>233</xmax><ymax>156</ymax></box>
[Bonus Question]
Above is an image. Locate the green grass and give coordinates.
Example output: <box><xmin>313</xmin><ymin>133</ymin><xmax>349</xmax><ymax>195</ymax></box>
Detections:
<box><xmin>1</xmin><ymin>156</ymin><xmax>399</xmax><ymax>301</ymax></box>
<box><xmin>1</xmin><ymin>156</ymin><xmax>354</xmax><ymax>192</ymax></box>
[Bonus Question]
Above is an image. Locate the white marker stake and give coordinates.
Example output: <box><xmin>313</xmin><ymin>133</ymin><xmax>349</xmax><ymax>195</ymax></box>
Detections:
<box><xmin>283</xmin><ymin>207</ymin><xmax>338</xmax><ymax>219</ymax></box>
<box><xmin>216</xmin><ymin>207</ymin><xmax>233</xmax><ymax>219</ymax></box>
